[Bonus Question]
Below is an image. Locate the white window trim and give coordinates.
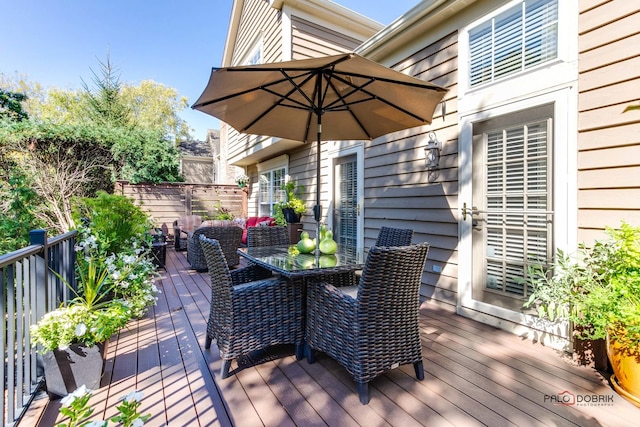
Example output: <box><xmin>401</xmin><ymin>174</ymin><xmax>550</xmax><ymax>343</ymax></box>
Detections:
<box><xmin>242</xmin><ymin>34</ymin><xmax>263</xmax><ymax>66</ymax></box>
<box><xmin>257</xmin><ymin>154</ymin><xmax>289</xmax><ymax>174</ymax></box>
<box><xmin>458</xmin><ymin>0</ymin><xmax>576</xmax><ymax>112</ymax></box>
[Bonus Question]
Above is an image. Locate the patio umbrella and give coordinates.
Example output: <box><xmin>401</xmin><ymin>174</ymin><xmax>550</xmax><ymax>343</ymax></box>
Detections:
<box><xmin>192</xmin><ymin>52</ymin><xmax>447</xmax><ymax>242</ymax></box>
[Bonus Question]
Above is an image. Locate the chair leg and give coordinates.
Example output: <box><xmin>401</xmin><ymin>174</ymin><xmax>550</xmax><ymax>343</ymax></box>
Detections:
<box><xmin>220</xmin><ymin>359</ymin><xmax>232</xmax><ymax>379</ymax></box>
<box><xmin>357</xmin><ymin>382</ymin><xmax>369</xmax><ymax>405</ymax></box>
<box><xmin>295</xmin><ymin>343</ymin><xmax>304</xmax><ymax>361</ymax></box>
<box><xmin>205</xmin><ymin>336</ymin><xmax>212</xmax><ymax>349</ymax></box>
<box><xmin>414</xmin><ymin>360</ymin><xmax>424</xmax><ymax>380</ymax></box>
<box><xmin>305</xmin><ymin>343</ymin><xmax>315</xmax><ymax>364</ymax></box>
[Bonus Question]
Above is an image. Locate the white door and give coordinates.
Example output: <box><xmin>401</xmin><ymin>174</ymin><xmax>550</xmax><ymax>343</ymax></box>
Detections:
<box><xmin>465</xmin><ymin>104</ymin><xmax>554</xmax><ymax>312</ymax></box>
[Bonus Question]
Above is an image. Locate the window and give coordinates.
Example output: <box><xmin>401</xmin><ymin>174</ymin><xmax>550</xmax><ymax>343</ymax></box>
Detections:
<box><xmin>469</xmin><ymin>0</ymin><xmax>558</xmax><ymax>87</ymax></box>
<box><xmin>257</xmin><ymin>155</ymin><xmax>289</xmax><ymax>217</ymax></box>
<box><xmin>259</xmin><ymin>168</ymin><xmax>286</xmax><ymax>216</ymax></box>
<box><xmin>243</xmin><ymin>38</ymin><xmax>262</xmax><ymax>65</ymax></box>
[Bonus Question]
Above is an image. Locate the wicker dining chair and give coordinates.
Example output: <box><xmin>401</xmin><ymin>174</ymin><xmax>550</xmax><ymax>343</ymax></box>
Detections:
<box><xmin>246</xmin><ymin>226</ymin><xmax>289</xmax><ymax>247</ymax></box>
<box><xmin>306</xmin><ymin>242</ymin><xmax>430</xmax><ymax>404</ymax></box>
<box><xmin>375</xmin><ymin>226</ymin><xmax>413</xmax><ymax>247</ymax></box>
<box><xmin>199</xmin><ymin>236</ymin><xmax>304</xmax><ymax>379</ymax></box>
<box><xmin>187</xmin><ymin>226</ymin><xmax>243</xmax><ymax>270</ymax></box>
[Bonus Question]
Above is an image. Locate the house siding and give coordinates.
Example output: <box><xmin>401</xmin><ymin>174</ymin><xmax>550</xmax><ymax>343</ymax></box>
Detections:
<box><xmin>366</xmin><ymin>30</ymin><xmax>459</xmax><ymax>305</ymax></box>
<box><xmin>226</xmin><ymin>0</ymin><xmax>283</xmax><ymax>163</ymax></box>
<box><xmin>577</xmin><ymin>0</ymin><xmax>640</xmax><ymax>243</ymax></box>
<box><xmin>291</xmin><ymin>15</ymin><xmax>362</xmax><ymax>59</ymax></box>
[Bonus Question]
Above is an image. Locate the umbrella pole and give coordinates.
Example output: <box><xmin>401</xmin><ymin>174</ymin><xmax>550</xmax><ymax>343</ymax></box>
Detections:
<box><xmin>314</xmin><ymin>114</ymin><xmax>322</xmax><ymax>258</ymax></box>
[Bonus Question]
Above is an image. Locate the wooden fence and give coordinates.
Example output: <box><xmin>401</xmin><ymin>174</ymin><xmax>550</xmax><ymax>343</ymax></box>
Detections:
<box><xmin>114</xmin><ymin>181</ymin><xmax>246</xmax><ymax>232</ymax></box>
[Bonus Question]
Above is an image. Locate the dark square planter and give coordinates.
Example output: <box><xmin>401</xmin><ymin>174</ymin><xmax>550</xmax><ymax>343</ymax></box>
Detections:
<box><xmin>42</xmin><ymin>342</ymin><xmax>107</xmax><ymax>399</ymax></box>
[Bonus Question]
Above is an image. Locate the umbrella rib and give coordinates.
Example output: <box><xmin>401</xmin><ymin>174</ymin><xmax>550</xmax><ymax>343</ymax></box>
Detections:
<box><xmin>192</xmin><ymin>69</ymin><xmax>316</xmax><ymax>108</ymax></box>
<box><xmin>329</xmin><ymin>73</ymin><xmax>435</xmax><ymax>123</ymax></box>
<box><xmin>240</xmin><ymin>71</ymin><xmax>318</xmax><ymax>137</ymax></box>
<box><xmin>324</xmin><ymin>75</ymin><xmax>372</xmax><ymax>139</ymax></box>
<box><xmin>334</xmin><ymin>69</ymin><xmax>447</xmax><ymax>91</ymax></box>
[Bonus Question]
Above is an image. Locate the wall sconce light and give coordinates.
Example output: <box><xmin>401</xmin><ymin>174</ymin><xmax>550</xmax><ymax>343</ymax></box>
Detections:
<box><xmin>424</xmin><ymin>131</ymin><xmax>441</xmax><ymax>170</ymax></box>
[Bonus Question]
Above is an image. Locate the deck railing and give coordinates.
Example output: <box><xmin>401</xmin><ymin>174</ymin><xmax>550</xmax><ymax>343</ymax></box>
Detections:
<box><xmin>0</xmin><ymin>229</ymin><xmax>77</xmax><ymax>427</ymax></box>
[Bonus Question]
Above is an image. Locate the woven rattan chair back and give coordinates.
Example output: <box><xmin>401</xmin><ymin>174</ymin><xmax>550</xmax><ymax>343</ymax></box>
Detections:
<box><xmin>188</xmin><ymin>226</ymin><xmax>243</xmax><ymax>270</ymax></box>
<box><xmin>199</xmin><ymin>235</ymin><xmax>305</xmax><ymax>378</ymax></box>
<box><xmin>374</xmin><ymin>226</ymin><xmax>413</xmax><ymax>247</ymax></box>
<box><xmin>246</xmin><ymin>226</ymin><xmax>289</xmax><ymax>247</ymax></box>
<box><xmin>199</xmin><ymin>236</ymin><xmax>234</xmax><ymax>340</ymax></box>
<box><xmin>358</xmin><ymin>242</ymin><xmax>428</xmax><ymax>313</ymax></box>
<box><xmin>306</xmin><ymin>241</ymin><xmax>430</xmax><ymax>404</ymax></box>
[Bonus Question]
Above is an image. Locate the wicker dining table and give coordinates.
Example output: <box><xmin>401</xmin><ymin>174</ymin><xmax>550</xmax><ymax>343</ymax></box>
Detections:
<box><xmin>237</xmin><ymin>245</ymin><xmax>364</xmax><ymax>360</ymax></box>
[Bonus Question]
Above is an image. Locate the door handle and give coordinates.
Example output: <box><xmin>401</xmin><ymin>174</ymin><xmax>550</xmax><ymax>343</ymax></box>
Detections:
<box><xmin>462</xmin><ymin>202</ymin><xmax>473</xmax><ymax>221</ymax></box>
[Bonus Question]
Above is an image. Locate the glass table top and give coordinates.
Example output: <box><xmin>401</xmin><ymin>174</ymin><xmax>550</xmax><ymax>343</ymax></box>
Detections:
<box><xmin>238</xmin><ymin>245</ymin><xmax>364</xmax><ymax>278</ymax></box>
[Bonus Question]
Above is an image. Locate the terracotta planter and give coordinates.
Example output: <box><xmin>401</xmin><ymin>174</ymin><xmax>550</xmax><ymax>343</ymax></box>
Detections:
<box><xmin>42</xmin><ymin>342</ymin><xmax>108</xmax><ymax>399</ymax></box>
<box><xmin>607</xmin><ymin>332</ymin><xmax>640</xmax><ymax>407</ymax></box>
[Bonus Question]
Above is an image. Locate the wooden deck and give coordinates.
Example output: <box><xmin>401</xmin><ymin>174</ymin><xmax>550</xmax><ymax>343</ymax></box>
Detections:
<box><xmin>27</xmin><ymin>248</ymin><xmax>640</xmax><ymax>426</ymax></box>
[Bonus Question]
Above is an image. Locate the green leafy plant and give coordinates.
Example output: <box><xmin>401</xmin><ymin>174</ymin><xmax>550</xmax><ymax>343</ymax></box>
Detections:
<box><xmin>574</xmin><ymin>223</ymin><xmax>640</xmax><ymax>351</ymax></box>
<box><xmin>522</xmin><ymin>249</ymin><xmax>582</xmax><ymax>322</ymax></box>
<box><xmin>210</xmin><ymin>201</ymin><xmax>234</xmax><ymax>220</ymax></box>
<box><xmin>523</xmin><ymin>222</ymin><xmax>640</xmax><ymax>352</ymax></box>
<box><xmin>72</xmin><ymin>192</ymin><xmax>154</xmax><ymax>255</ymax></box>
<box><xmin>273</xmin><ymin>180</ymin><xmax>306</xmax><ymax>225</ymax></box>
<box><xmin>57</xmin><ymin>385</ymin><xmax>95</xmax><ymax>427</ymax></box>
<box><xmin>30</xmin><ymin>251</ymin><xmax>131</xmax><ymax>352</ymax></box>
<box><xmin>31</xmin><ymin>219</ymin><xmax>158</xmax><ymax>352</ymax></box>
<box><xmin>0</xmin><ymin>169</ymin><xmax>43</xmax><ymax>253</ymax></box>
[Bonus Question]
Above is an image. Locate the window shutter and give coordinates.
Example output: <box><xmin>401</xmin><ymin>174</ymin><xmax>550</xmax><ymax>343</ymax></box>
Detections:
<box><xmin>468</xmin><ymin>0</ymin><xmax>557</xmax><ymax>87</ymax></box>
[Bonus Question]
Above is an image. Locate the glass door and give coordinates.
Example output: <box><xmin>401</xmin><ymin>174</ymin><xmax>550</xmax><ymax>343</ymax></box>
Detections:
<box><xmin>470</xmin><ymin>105</ymin><xmax>554</xmax><ymax>311</ymax></box>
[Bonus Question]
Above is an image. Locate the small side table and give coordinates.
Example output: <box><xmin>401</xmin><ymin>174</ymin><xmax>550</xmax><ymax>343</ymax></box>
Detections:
<box><xmin>151</xmin><ymin>234</ymin><xmax>167</xmax><ymax>269</ymax></box>
<box><xmin>286</xmin><ymin>223</ymin><xmax>302</xmax><ymax>244</ymax></box>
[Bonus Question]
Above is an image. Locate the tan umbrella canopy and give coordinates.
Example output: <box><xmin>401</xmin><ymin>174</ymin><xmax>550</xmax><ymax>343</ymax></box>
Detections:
<box><xmin>193</xmin><ymin>53</ymin><xmax>447</xmax><ymax>240</ymax></box>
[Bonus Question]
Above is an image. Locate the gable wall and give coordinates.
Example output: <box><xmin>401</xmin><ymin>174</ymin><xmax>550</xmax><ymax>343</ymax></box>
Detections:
<box><xmin>226</xmin><ymin>0</ymin><xmax>283</xmax><ymax>162</ymax></box>
<box><xmin>291</xmin><ymin>15</ymin><xmax>362</xmax><ymax>59</ymax></box>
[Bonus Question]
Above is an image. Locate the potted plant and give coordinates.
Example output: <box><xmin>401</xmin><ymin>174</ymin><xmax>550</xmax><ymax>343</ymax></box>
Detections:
<box><xmin>235</xmin><ymin>173</ymin><xmax>249</xmax><ymax>188</ymax></box>
<box><xmin>32</xmin><ymin>195</ymin><xmax>159</xmax><ymax>399</ymax></box>
<box><xmin>31</xmin><ymin>252</ymin><xmax>131</xmax><ymax>398</ymax></box>
<box><xmin>273</xmin><ymin>180</ymin><xmax>306</xmax><ymax>225</ymax></box>
<box><xmin>524</xmin><ymin>222</ymin><xmax>640</xmax><ymax>406</ymax></box>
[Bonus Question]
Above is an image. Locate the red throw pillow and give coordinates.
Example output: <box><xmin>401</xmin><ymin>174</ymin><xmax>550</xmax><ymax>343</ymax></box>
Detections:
<box><xmin>246</xmin><ymin>217</ymin><xmax>260</xmax><ymax>228</ymax></box>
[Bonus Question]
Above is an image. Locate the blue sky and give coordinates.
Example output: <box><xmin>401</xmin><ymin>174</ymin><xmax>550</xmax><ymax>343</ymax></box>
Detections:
<box><xmin>2</xmin><ymin>0</ymin><xmax>420</xmax><ymax>141</ymax></box>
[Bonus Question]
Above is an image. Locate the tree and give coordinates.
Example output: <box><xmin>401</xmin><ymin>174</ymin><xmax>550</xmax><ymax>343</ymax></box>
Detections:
<box><xmin>0</xmin><ymin>120</ymin><xmax>117</xmax><ymax>232</ymax></box>
<box><xmin>0</xmin><ymin>59</ymin><xmax>188</xmax><ymax>236</ymax></box>
<box><xmin>110</xmin><ymin>127</ymin><xmax>182</xmax><ymax>184</ymax></box>
<box><xmin>0</xmin><ymin>88</ymin><xmax>28</xmax><ymax>121</ymax></box>
<box><xmin>82</xmin><ymin>55</ymin><xmax>134</xmax><ymax>128</ymax></box>
<box><xmin>121</xmin><ymin>80</ymin><xmax>191</xmax><ymax>143</ymax></box>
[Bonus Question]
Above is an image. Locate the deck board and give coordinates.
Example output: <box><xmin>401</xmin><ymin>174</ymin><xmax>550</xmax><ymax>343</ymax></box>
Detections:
<box><xmin>29</xmin><ymin>247</ymin><xmax>640</xmax><ymax>427</ymax></box>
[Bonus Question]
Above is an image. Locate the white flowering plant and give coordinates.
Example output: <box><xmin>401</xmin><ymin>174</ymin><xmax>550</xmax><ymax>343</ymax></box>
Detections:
<box><xmin>30</xmin><ymin>250</ymin><xmax>131</xmax><ymax>353</ymax></box>
<box><xmin>235</xmin><ymin>173</ymin><xmax>249</xmax><ymax>188</ymax></box>
<box><xmin>56</xmin><ymin>386</ymin><xmax>150</xmax><ymax>427</ymax></box>
<box><xmin>31</xmin><ymin>228</ymin><xmax>158</xmax><ymax>353</ymax></box>
<box><xmin>103</xmin><ymin>239</ymin><xmax>159</xmax><ymax>319</ymax></box>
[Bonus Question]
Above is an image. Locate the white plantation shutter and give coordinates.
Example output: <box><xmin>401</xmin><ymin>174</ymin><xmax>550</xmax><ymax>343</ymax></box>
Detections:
<box><xmin>484</xmin><ymin>119</ymin><xmax>551</xmax><ymax>296</ymax></box>
<box><xmin>469</xmin><ymin>0</ymin><xmax>558</xmax><ymax>87</ymax></box>
<box><xmin>334</xmin><ymin>156</ymin><xmax>357</xmax><ymax>256</ymax></box>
